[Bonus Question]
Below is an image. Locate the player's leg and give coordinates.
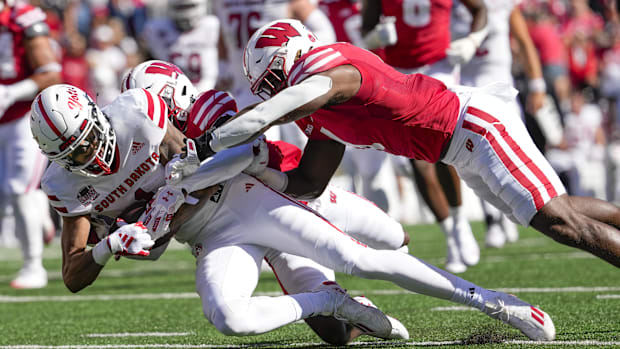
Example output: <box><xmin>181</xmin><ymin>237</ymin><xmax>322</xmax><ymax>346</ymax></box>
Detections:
<box><xmin>348</xmin><ymin>148</ymin><xmax>400</xmax><ymax>216</ymax></box>
<box><xmin>443</xmin><ymin>91</ymin><xmax>620</xmax><ymax>267</ymax></box>
<box><xmin>231</xmin><ymin>175</ymin><xmax>554</xmax><ymax>340</ymax></box>
<box><xmin>308</xmin><ymin>185</ymin><xmax>408</xmax><ymax>250</ymax></box>
<box><xmin>2</xmin><ymin>118</ymin><xmax>48</xmax><ymax>289</ymax></box>
<box><xmin>410</xmin><ymin>159</ymin><xmax>466</xmax><ymax>273</ymax></box>
<box><xmin>436</xmin><ymin>162</ymin><xmax>480</xmax><ymax>266</ymax></box>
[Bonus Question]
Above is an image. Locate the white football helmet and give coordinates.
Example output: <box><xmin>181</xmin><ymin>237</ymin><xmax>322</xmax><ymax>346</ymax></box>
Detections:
<box><xmin>243</xmin><ymin>19</ymin><xmax>321</xmax><ymax>100</ymax></box>
<box><xmin>30</xmin><ymin>84</ymin><xmax>116</xmax><ymax>177</ymax></box>
<box><xmin>168</xmin><ymin>0</ymin><xmax>206</xmax><ymax>31</ymax></box>
<box><xmin>121</xmin><ymin>60</ymin><xmax>198</xmax><ymax>131</ymax></box>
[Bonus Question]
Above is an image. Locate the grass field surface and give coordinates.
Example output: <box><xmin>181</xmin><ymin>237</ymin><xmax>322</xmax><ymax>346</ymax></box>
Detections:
<box><xmin>1</xmin><ymin>222</ymin><xmax>618</xmax><ymax>348</ymax></box>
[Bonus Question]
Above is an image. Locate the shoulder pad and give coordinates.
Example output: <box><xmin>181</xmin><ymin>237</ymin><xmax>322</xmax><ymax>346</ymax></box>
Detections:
<box><xmin>24</xmin><ymin>21</ymin><xmax>50</xmax><ymax>38</ymax></box>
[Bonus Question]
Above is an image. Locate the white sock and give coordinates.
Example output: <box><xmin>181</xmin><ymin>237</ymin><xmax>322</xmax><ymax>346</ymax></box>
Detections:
<box><xmin>449</xmin><ymin>280</ymin><xmax>486</xmax><ymax>310</ymax></box>
<box><xmin>450</xmin><ymin>206</ymin><xmax>463</xmax><ymax>222</ymax></box>
<box><xmin>290</xmin><ymin>291</ymin><xmax>332</xmax><ymax>318</ymax></box>
<box><xmin>438</xmin><ymin>216</ymin><xmax>454</xmax><ymax>236</ymax></box>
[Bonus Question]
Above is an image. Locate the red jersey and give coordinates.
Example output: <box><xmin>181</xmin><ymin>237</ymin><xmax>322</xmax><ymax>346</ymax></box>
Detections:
<box><xmin>381</xmin><ymin>0</ymin><xmax>452</xmax><ymax>68</ymax></box>
<box><xmin>0</xmin><ymin>2</ymin><xmax>47</xmax><ymax>124</ymax></box>
<box><xmin>290</xmin><ymin>43</ymin><xmax>460</xmax><ymax>163</ymax></box>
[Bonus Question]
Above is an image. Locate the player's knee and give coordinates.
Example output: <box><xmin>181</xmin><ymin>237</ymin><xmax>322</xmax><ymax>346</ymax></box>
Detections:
<box><xmin>533</xmin><ymin>199</ymin><xmax>585</xmax><ymax>246</ymax></box>
<box><xmin>206</xmin><ymin>303</ymin><xmax>257</xmax><ymax>336</ymax></box>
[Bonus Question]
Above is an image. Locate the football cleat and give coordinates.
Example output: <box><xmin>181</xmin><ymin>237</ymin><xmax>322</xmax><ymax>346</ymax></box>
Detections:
<box><xmin>315</xmin><ymin>281</ymin><xmax>392</xmax><ymax>339</ymax></box>
<box><xmin>482</xmin><ymin>292</ymin><xmax>555</xmax><ymax>341</ymax></box>
<box><xmin>485</xmin><ymin>223</ymin><xmax>506</xmax><ymax>248</ymax></box>
<box><xmin>10</xmin><ymin>265</ymin><xmax>47</xmax><ymax>289</ymax></box>
<box><xmin>354</xmin><ymin>296</ymin><xmax>409</xmax><ymax>339</ymax></box>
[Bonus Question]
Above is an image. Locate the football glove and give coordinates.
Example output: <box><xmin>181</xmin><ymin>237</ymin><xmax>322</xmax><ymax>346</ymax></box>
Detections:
<box><xmin>139</xmin><ymin>185</ymin><xmax>186</xmax><ymax>240</ymax></box>
<box><xmin>244</xmin><ymin>135</ymin><xmax>269</xmax><ymax>176</ymax></box>
<box><xmin>166</xmin><ymin>138</ymin><xmax>201</xmax><ymax>185</ymax></box>
<box><xmin>91</xmin><ymin>219</ymin><xmax>154</xmax><ymax>265</ymax></box>
<box><xmin>446</xmin><ymin>27</ymin><xmax>488</xmax><ymax>66</ymax></box>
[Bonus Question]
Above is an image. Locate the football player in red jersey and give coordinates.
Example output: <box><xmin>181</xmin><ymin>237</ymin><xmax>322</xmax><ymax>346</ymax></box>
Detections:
<box><xmin>0</xmin><ymin>0</ymin><xmax>61</xmax><ymax>288</ymax></box>
<box><xmin>187</xmin><ymin>19</ymin><xmax>620</xmax><ymax>269</ymax></box>
<box><xmin>361</xmin><ymin>0</ymin><xmax>490</xmax><ymax>274</ymax></box>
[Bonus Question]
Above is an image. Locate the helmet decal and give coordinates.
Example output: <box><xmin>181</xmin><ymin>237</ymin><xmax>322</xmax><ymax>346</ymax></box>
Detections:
<box><xmin>256</xmin><ymin>22</ymin><xmax>301</xmax><ymax>49</ymax></box>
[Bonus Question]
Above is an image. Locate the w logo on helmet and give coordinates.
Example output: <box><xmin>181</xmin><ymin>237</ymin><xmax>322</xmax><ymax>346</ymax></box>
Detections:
<box><xmin>145</xmin><ymin>61</ymin><xmax>184</xmax><ymax>77</ymax></box>
<box><xmin>256</xmin><ymin>22</ymin><xmax>301</xmax><ymax>49</ymax></box>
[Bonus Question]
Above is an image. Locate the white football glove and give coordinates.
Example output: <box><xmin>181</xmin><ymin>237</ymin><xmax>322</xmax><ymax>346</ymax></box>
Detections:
<box><xmin>362</xmin><ymin>16</ymin><xmax>397</xmax><ymax>50</ymax></box>
<box><xmin>166</xmin><ymin>138</ymin><xmax>201</xmax><ymax>185</ymax></box>
<box><xmin>244</xmin><ymin>135</ymin><xmax>269</xmax><ymax>176</ymax></box>
<box><xmin>139</xmin><ymin>185</ymin><xmax>186</xmax><ymax>240</ymax></box>
<box><xmin>92</xmin><ymin>219</ymin><xmax>154</xmax><ymax>265</ymax></box>
<box><xmin>446</xmin><ymin>28</ymin><xmax>488</xmax><ymax>66</ymax></box>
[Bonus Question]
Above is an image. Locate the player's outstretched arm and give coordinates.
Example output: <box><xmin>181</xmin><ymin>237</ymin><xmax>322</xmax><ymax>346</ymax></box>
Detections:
<box><xmin>285</xmin><ymin>139</ymin><xmax>346</xmax><ymax>199</ymax></box>
<box><xmin>60</xmin><ymin>215</ymin><xmax>105</xmax><ymax>293</ymax></box>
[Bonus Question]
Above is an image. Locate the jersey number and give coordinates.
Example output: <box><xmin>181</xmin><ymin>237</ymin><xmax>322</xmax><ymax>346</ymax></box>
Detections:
<box><xmin>169</xmin><ymin>52</ymin><xmax>202</xmax><ymax>84</ymax></box>
<box><xmin>402</xmin><ymin>0</ymin><xmax>431</xmax><ymax>28</ymax></box>
<box><xmin>228</xmin><ymin>11</ymin><xmax>261</xmax><ymax>49</ymax></box>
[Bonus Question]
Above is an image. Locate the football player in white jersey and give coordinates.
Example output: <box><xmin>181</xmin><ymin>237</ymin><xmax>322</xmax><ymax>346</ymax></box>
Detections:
<box><xmin>31</xmin><ymin>83</ymin><xmax>556</xmax><ymax>342</ymax></box>
<box><xmin>141</xmin><ymin>0</ymin><xmax>219</xmax><ymax>91</ymax></box>
<box><xmin>451</xmin><ymin>0</ymin><xmax>548</xmax><ymax>248</ymax></box>
<box><xmin>0</xmin><ymin>0</ymin><xmax>62</xmax><ymax>289</ymax></box>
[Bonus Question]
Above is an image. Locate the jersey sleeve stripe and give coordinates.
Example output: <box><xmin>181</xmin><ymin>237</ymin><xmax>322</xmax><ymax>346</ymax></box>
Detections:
<box><xmin>289</xmin><ymin>49</ymin><xmax>344</xmax><ymax>85</ymax></box>
<box><xmin>36</xmin><ymin>97</ymin><xmax>66</xmax><ymax>141</ymax></box>
<box><xmin>142</xmin><ymin>89</ymin><xmax>155</xmax><ymax>121</ymax></box>
<box><xmin>288</xmin><ymin>48</ymin><xmax>335</xmax><ymax>83</ymax></box>
<box><xmin>156</xmin><ymin>95</ymin><xmax>167</xmax><ymax>129</ymax></box>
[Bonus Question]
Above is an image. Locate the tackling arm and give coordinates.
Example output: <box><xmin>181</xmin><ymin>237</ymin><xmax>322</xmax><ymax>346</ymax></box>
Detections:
<box><xmin>200</xmin><ymin>65</ymin><xmax>361</xmax><ymax>160</ymax></box>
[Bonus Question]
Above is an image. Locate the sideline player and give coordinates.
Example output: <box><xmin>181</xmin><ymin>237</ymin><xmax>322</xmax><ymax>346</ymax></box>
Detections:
<box><xmin>31</xmin><ymin>83</ymin><xmax>555</xmax><ymax>341</ymax></box>
<box><xmin>0</xmin><ymin>0</ymin><xmax>62</xmax><ymax>289</ymax></box>
<box><xmin>141</xmin><ymin>0</ymin><xmax>219</xmax><ymax>91</ymax></box>
<box><xmin>191</xmin><ymin>19</ymin><xmax>620</xmax><ymax>269</ymax></box>
<box><xmin>361</xmin><ymin>0</ymin><xmax>487</xmax><ymax>273</ymax></box>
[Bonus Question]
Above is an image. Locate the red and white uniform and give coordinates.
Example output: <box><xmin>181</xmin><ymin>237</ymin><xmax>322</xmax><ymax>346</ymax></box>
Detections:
<box><xmin>381</xmin><ymin>0</ymin><xmax>452</xmax><ymax>69</ymax></box>
<box><xmin>142</xmin><ymin>16</ymin><xmax>220</xmax><ymax>91</ymax></box>
<box><xmin>42</xmin><ymin>89</ymin><xmax>169</xmax><ymax>220</ymax></box>
<box><xmin>290</xmin><ymin>43</ymin><xmax>565</xmax><ymax>225</ymax></box>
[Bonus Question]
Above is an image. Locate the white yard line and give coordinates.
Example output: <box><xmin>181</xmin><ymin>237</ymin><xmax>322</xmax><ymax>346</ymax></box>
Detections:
<box><xmin>84</xmin><ymin>333</ymin><xmax>193</xmax><ymax>338</ymax></box>
<box><xmin>2</xmin><ymin>286</ymin><xmax>620</xmax><ymax>303</ymax></box>
<box><xmin>1</xmin><ymin>340</ymin><xmax>619</xmax><ymax>348</ymax></box>
<box><xmin>596</xmin><ymin>294</ymin><xmax>620</xmax><ymax>299</ymax></box>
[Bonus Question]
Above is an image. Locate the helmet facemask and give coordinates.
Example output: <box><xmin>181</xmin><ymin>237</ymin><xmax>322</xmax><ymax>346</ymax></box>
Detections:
<box><xmin>251</xmin><ymin>55</ymin><xmax>288</xmax><ymax>100</ymax></box>
<box><xmin>51</xmin><ymin>100</ymin><xmax>116</xmax><ymax>178</ymax></box>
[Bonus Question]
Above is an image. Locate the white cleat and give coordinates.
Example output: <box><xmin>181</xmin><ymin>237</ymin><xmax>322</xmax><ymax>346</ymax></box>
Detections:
<box><xmin>482</xmin><ymin>292</ymin><xmax>555</xmax><ymax>341</ymax></box>
<box><xmin>445</xmin><ymin>235</ymin><xmax>467</xmax><ymax>273</ymax></box>
<box><xmin>315</xmin><ymin>281</ymin><xmax>392</xmax><ymax>339</ymax></box>
<box><xmin>354</xmin><ymin>296</ymin><xmax>410</xmax><ymax>340</ymax></box>
<box><xmin>453</xmin><ymin>218</ymin><xmax>480</xmax><ymax>266</ymax></box>
<box><xmin>10</xmin><ymin>265</ymin><xmax>47</xmax><ymax>289</ymax></box>
<box><xmin>485</xmin><ymin>223</ymin><xmax>506</xmax><ymax>248</ymax></box>
<box><xmin>502</xmin><ymin>215</ymin><xmax>519</xmax><ymax>243</ymax></box>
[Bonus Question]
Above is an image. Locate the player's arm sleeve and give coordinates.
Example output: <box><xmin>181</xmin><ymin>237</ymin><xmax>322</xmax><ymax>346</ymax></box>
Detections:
<box><xmin>208</xmin><ymin>74</ymin><xmax>333</xmax><ymax>152</ymax></box>
<box><xmin>174</xmin><ymin>143</ymin><xmax>256</xmax><ymax>193</ymax></box>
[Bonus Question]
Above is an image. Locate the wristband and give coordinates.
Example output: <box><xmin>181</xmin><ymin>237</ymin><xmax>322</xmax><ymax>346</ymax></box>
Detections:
<box><xmin>92</xmin><ymin>238</ymin><xmax>113</xmax><ymax>266</ymax></box>
<box><xmin>528</xmin><ymin>78</ymin><xmax>546</xmax><ymax>93</ymax></box>
<box><xmin>256</xmin><ymin>167</ymin><xmax>289</xmax><ymax>192</ymax></box>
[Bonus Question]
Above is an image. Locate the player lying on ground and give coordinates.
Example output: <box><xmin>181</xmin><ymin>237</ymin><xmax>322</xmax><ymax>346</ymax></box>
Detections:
<box><xmin>187</xmin><ymin>19</ymin><xmax>620</xmax><ymax>268</ymax></box>
<box><xmin>31</xmin><ymin>83</ymin><xmax>556</xmax><ymax>341</ymax></box>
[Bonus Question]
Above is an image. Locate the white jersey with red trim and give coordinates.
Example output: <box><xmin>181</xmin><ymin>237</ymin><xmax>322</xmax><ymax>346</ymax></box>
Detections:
<box><xmin>214</xmin><ymin>0</ymin><xmax>289</xmax><ymax>107</ymax></box>
<box><xmin>42</xmin><ymin>89</ymin><xmax>168</xmax><ymax>221</ymax></box>
<box><xmin>452</xmin><ymin>0</ymin><xmax>519</xmax><ymax>85</ymax></box>
<box><xmin>142</xmin><ymin>16</ymin><xmax>220</xmax><ymax>91</ymax></box>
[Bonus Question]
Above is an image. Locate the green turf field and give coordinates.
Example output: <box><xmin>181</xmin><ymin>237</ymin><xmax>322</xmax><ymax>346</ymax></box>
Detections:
<box><xmin>1</xmin><ymin>222</ymin><xmax>618</xmax><ymax>348</ymax></box>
